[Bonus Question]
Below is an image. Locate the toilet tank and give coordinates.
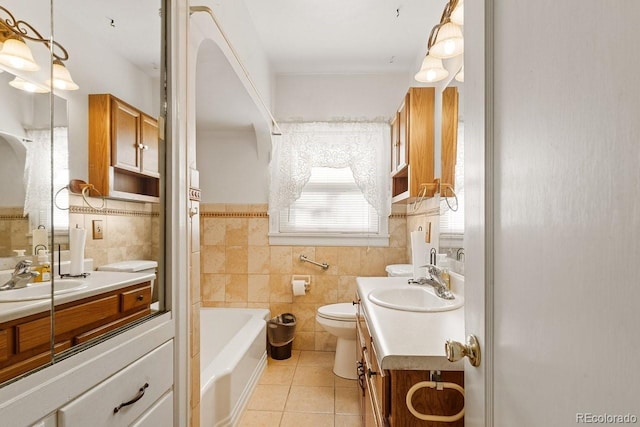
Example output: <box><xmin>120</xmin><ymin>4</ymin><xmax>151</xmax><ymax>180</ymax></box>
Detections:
<box><xmin>385</xmin><ymin>264</ymin><xmax>413</xmax><ymax>277</ymax></box>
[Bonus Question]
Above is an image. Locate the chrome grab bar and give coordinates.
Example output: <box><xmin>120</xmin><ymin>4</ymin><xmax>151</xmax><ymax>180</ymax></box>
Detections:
<box><xmin>299</xmin><ymin>254</ymin><xmax>329</xmax><ymax>270</ymax></box>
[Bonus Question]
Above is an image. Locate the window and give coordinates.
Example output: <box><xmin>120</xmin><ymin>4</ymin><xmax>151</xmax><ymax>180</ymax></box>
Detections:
<box><xmin>269</xmin><ymin>122</ymin><xmax>390</xmax><ymax>246</ymax></box>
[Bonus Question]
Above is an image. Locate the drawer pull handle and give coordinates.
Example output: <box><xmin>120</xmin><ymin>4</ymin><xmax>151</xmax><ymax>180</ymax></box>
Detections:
<box><xmin>136</xmin><ymin>295</ymin><xmax>144</xmax><ymax>301</ymax></box>
<box><xmin>113</xmin><ymin>383</ymin><xmax>149</xmax><ymax>413</ymax></box>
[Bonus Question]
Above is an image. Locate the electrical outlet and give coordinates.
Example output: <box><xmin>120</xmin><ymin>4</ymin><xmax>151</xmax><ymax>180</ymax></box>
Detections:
<box><xmin>92</xmin><ymin>220</ymin><xmax>104</xmax><ymax>240</ymax></box>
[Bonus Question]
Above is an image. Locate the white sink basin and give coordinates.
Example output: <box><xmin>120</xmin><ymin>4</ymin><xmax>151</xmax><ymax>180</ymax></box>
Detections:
<box><xmin>0</xmin><ymin>279</ymin><xmax>88</xmax><ymax>302</ymax></box>
<box><xmin>368</xmin><ymin>286</ymin><xmax>464</xmax><ymax>312</ymax></box>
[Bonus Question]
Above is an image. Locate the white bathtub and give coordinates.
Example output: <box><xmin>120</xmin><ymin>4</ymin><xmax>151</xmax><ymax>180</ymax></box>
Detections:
<box><xmin>200</xmin><ymin>307</ymin><xmax>270</xmax><ymax>427</ymax></box>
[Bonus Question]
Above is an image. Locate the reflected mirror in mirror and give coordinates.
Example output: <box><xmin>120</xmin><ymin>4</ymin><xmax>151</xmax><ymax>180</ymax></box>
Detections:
<box><xmin>439</xmin><ymin>84</ymin><xmax>464</xmax><ymax>274</ymax></box>
<box><xmin>0</xmin><ymin>70</ymin><xmax>69</xmax><ymax>258</ymax></box>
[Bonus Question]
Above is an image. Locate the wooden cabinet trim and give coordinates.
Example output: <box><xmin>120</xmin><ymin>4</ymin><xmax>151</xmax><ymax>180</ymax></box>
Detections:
<box><xmin>74</xmin><ymin>309</ymin><xmax>150</xmax><ymax>345</ymax></box>
<box><xmin>0</xmin><ymin>341</ymin><xmax>70</xmax><ymax>384</ymax></box>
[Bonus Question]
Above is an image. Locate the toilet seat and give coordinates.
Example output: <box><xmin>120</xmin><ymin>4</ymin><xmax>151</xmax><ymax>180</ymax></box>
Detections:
<box><xmin>317</xmin><ymin>303</ymin><xmax>356</xmax><ymax>321</ymax></box>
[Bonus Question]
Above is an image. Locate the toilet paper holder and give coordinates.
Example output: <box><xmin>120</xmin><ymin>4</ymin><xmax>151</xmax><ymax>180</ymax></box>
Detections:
<box><xmin>292</xmin><ymin>275</ymin><xmax>311</xmax><ymax>290</ymax></box>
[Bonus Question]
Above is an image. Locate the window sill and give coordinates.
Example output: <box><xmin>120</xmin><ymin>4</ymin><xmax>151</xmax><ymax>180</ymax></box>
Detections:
<box><xmin>268</xmin><ymin>233</ymin><xmax>389</xmax><ymax>247</ymax></box>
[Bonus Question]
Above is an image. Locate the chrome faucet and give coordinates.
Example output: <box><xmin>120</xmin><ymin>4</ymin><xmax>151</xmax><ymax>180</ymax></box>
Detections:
<box><xmin>0</xmin><ymin>260</ymin><xmax>39</xmax><ymax>291</ymax></box>
<box><xmin>409</xmin><ymin>264</ymin><xmax>455</xmax><ymax>300</ymax></box>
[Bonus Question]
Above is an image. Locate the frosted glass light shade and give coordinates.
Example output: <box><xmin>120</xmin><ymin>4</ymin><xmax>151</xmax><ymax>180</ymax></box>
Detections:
<box><xmin>0</xmin><ymin>38</ymin><xmax>40</xmax><ymax>71</ymax></box>
<box><xmin>455</xmin><ymin>66</ymin><xmax>464</xmax><ymax>82</ymax></box>
<box><xmin>451</xmin><ymin>0</ymin><xmax>464</xmax><ymax>26</ymax></box>
<box><xmin>414</xmin><ymin>55</ymin><xmax>449</xmax><ymax>83</ymax></box>
<box><xmin>429</xmin><ymin>22</ymin><xmax>464</xmax><ymax>59</ymax></box>
<box><xmin>9</xmin><ymin>76</ymin><xmax>49</xmax><ymax>93</ymax></box>
<box><xmin>47</xmin><ymin>60</ymin><xmax>79</xmax><ymax>90</ymax></box>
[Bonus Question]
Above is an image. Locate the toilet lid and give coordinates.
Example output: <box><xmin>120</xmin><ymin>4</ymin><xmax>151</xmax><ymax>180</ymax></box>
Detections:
<box><xmin>317</xmin><ymin>303</ymin><xmax>356</xmax><ymax>321</ymax></box>
<box><xmin>97</xmin><ymin>260</ymin><xmax>158</xmax><ymax>272</ymax></box>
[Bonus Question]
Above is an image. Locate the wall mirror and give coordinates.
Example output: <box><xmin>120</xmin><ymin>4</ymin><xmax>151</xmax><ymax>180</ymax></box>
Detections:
<box><xmin>0</xmin><ymin>0</ymin><xmax>166</xmax><ymax>386</ymax></box>
<box><xmin>438</xmin><ymin>83</ymin><xmax>464</xmax><ymax>273</ymax></box>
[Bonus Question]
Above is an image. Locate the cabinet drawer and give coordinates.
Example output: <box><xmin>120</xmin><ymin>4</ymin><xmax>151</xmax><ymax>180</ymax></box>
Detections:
<box><xmin>16</xmin><ymin>295</ymin><xmax>120</xmax><ymax>352</ymax></box>
<box><xmin>121</xmin><ymin>285</ymin><xmax>152</xmax><ymax>312</ymax></box>
<box><xmin>58</xmin><ymin>340</ymin><xmax>173</xmax><ymax>427</ymax></box>
<box><xmin>0</xmin><ymin>329</ymin><xmax>8</xmax><ymax>362</ymax></box>
<box><xmin>131</xmin><ymin>390</ymin><xmax>173</xmax><ymax>427</ymax></box>
<box><xmin>74</xmin><ymin>309</ymin><xmax>150</xmax><ymax>345</ymax></box>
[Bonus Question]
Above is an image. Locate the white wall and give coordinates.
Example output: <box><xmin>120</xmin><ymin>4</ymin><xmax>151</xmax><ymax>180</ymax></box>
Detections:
<box><xmin>487</xmin><ymin>0</ymin><xmax>640</xmax><ymax>424</ymax></box>
<box><xmin>275</xmin><ymin>73</ymin><xmax>413</xmax><ymax>122</ymax></box>
<box><xmin>196</xmin><ymin>130</ymin><xmax>269</xmax><ymax>203</ymax></box>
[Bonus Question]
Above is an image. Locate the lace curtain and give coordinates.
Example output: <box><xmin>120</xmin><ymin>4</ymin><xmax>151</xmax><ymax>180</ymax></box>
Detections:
<box><xmin>269</xmin><ymin>122</ymin><xmax>391</xmax><ymax>218</ymax></box>
<box><xmin>23</xmin><ymin>127</ymin><xmax>68</xmax><ymax>229</ymax></box>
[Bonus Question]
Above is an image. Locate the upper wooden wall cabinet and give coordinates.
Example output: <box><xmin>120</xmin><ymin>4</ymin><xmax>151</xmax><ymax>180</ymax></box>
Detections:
<box><xmin>441</xmin><ymin>86</ymin><xmax>459</xmax><ymax>195</ymax></box>
<box><xmin>89</xmin><ymin>94</ymin><xmax>160</xmax><ymax>203</ymax></box>
<box><xmin>390</xmin><ymin>87</ymin><xmax>436</xmax><ymax>203</ymax></box>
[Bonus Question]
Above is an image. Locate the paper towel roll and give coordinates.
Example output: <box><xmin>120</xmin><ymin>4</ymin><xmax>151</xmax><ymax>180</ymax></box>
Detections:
<box><xmin>411</xmin><ymin>230</ymin><xmax>428</xmax><ymax>278</ymax></box>
<box><xmin>32</xmin><ymin>227</ymin><xmax>48</xmax><ymax>255</ymax></box>
<box><xmin>69</xmin><ymin>227</ymin><xmax>86</xmax><ymax>276</ymax></box>
<box><xmin>292</xmin><ymin>280</ymin><xmax>307</xmax><ymax>296</ymax></box>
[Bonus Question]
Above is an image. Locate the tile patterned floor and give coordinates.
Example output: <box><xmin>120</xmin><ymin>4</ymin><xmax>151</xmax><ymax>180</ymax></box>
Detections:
<box><xmin>239</xmin><ymin>350</ymin><xmax>362</xmax><ymax>427</ymax></box>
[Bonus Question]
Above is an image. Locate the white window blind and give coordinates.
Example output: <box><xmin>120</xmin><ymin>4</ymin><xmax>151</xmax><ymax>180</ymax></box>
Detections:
<box><xmin>278</xmin><ymin>167</ymin><xmax>379</xmax><ymax>234</ymax></box>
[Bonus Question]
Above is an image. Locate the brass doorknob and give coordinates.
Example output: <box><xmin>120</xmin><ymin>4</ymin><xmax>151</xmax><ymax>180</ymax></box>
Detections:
<box><xmin>445</xmin><ymin>335</ymin><xmax>481</xmax><ymax>367</ymax></box>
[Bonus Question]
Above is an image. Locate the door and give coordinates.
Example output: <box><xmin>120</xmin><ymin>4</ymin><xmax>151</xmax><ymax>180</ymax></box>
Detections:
<box><xmin>463</xmin><ymin>1</ymin><xmax>640</xmax><ymax>426</ymax></box>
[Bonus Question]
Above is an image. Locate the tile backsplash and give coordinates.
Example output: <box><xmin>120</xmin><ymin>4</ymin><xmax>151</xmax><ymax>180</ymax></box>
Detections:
<box><xmin>199</xmin><ymin>203</ymin><xmax>408</xmax><ymax>351</ymax></box>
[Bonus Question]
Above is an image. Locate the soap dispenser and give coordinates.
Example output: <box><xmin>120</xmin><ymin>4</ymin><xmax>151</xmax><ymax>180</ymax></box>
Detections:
<box><xmin>33</xmin><ymin>250</ymin><xmax>52</xmax><ymax>283</ymax></box>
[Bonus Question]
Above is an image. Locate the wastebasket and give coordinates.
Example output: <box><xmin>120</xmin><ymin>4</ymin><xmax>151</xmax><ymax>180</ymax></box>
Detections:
<box><xmin>267</xmin><ymin>313</ymin><xmax>296</xmax><ymax>360</ymax></box>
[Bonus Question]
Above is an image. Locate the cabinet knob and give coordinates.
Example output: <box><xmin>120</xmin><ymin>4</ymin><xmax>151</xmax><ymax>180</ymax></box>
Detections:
<box><xmin>367</xmin><ymin>368</ymin><xmax>377</xmax><ymax>378</ymax></box>
<box><xmin>136</xmin><ymin>295</ymin><xmax>144</xmax><ymax>301</ymax></box>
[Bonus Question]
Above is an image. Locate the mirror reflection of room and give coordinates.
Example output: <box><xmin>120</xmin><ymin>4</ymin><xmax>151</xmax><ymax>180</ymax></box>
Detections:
<box><xmin>0</xmin><ymin>0</ymin><xmax>165</xmax><ymax>386</ymax></box>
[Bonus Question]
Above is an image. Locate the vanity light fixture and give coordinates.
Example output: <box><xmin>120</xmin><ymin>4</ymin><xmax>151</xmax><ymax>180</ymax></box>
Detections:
<box><xmin>455</xmin><ymin>65</ymin><xmax>464</xmax><ymax>82</ymax></box>
<box><xmin>414</xmin><ymin>0</ymin><xmax>464</xmax><ymax>83</ymax></box>
<box><xmin>415</xmin><ymin>55</ymin><xmax>449</xmax><ymax>83</ymax></box>
<box><xmin>450</xmin><ymin>0</ymin><xmax>464</xmax><ymax>26</ymax></box>
<box><xmin>9</xmin><ymin>76</ymin><xmax>49</xmax><ymax>93</ymax></box>
<box><xmin>0</xmin><ymin>5</ymin><xmax>78</xmax><ymax>90</ymax></box>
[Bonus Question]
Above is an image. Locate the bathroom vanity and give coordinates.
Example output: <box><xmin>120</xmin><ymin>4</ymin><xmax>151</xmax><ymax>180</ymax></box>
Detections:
<box><xmin>355</xmin><ymin>277</ymin><xmax>465</xmax><ymax>426</ymax></box>
<box><xmin>0</xmin><ymin>271</ymin><xmax>153</xmax><ymax>384</ymax></box>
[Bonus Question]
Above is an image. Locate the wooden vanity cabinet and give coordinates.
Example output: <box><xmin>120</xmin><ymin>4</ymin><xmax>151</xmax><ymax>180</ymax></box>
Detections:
<box><xmin>0</xmin><ymin>282</ymin><xmax>152</xmax><ymax>384</ymax></box>
<box><xmin>355</xmin><ymin>295</ymin><xmax>464</xmax><ymax>427</ymax></box>
<box><xmin>391</xmin><ymin>87</ymin><xmax>436</xmax><ymax>203</ymax></box>
<box><xmin>89</xmin><ymin>94</ymin><xmax>160</xmax><ymax>202</ymax></box>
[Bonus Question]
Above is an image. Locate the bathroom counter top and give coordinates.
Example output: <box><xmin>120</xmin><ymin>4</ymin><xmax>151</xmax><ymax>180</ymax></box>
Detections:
<box><xmin>356</xmin><ymin>276</ymin><xmax>465</xmax><ymax>371</ymax></box>
<box><xmin>0</xmin><ymin>271</ymin><xmax>156</xmax><ymax>323</ymax></box>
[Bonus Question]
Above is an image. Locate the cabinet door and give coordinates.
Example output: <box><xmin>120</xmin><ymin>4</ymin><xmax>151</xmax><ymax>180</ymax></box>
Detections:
<box><xmin>397</xmin><ymin>93</ymin><xmax>409</xmax><ymax>170</ymax></box>
<box><xmin>390</xmin><ymin>113</ymin><xmax>399</xmax><ymax>173</ymax></box>
<box><xmin>112</xmin><ymin>98</ymin><xmax>141</xmax><ymax>173</ymax></box>
<box><xmin>140</xmin><ymin>114</ymin><xmax>160</xmax><ymax>177</ymax></box>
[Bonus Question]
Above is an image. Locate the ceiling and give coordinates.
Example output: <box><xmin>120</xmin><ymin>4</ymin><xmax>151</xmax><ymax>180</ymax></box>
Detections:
<box><xmin>243</xmin><ymin>0</ymin><xmax>445</xmax><ymax>75</ymax></box>
<box><xmin>56</xmin><ymin>0</ymin><xmax>448</xmax><ymax>131</ymax></box>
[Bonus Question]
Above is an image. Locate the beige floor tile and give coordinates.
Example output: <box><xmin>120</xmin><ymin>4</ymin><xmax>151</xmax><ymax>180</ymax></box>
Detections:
<box><xmin>334</xmin><ymin>376</ymin><xmax>358</xmax><ymax>388</ymax></box>
<box><xmin>335</xmin><ymin>414</ymin><xmax>362</xmax><ymax>427</ymax></box>
<box><xmin>267</xmin><ymin>349</ymin><xmax>300</xmax><ymax>366</ymax></box>
<box><xmin>238</xmin><ymin>410</ymin><xmax>283</xmax><ymax>427</ymax></box>
<box><xmin>285</xmin><ymin>385</ymin><xmax>335</xmax><ymax>413</ymax></box>
<box><xmin>259</xmin><ymin>365</ymin><xmax>296</xmax><ymax>386</ymax></box>
<box><xmin>293</xmin><ymin>365</ymin><xmax>336</xmax><ymax>387</ymax></box>
<box><xmin>281</xmin><ymin>412</ymin><xmax>335</xmax><ymax>427</ymax></box>
<box><xmin>297</xmin><ymin>350</ymin><xmax>335</xmax><ymax>368</ymax></box>
<box><xmin>335</xmin><ymin>387</ymin><xmax>361</xmax><ymax>415</ymax></box>
<box><xmin>247</xmin><ymin>384</ymin><xmax>290</xmax><ymax>411</ymax></box>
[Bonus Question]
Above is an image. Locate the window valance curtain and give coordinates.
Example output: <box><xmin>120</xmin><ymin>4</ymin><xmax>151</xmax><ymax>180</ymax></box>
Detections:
<box><xmin>268</xmin><ymin>122</ymin><xmax>391</xmax><ymax>218</ymax></box>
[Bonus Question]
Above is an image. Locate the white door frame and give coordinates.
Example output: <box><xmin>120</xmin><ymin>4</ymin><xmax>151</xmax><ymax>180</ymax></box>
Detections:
<box><xmin>464</xmin><ymin>0</ymin><xmax>494</xmax><ymax>425</ymax></box>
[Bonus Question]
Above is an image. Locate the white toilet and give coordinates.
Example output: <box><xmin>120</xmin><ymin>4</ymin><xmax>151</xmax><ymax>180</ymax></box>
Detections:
<box><xmin>316</xmin><ymin>303</ymin><xmax>357</xmax><ymax>379</ymax></box>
